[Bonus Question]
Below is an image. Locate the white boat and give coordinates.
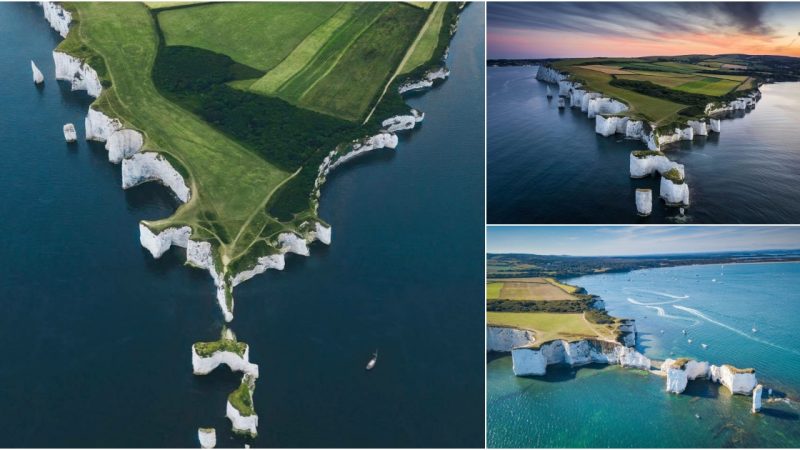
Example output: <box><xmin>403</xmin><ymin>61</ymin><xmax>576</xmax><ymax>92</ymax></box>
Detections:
<box><xmin>31</xmin><ymin>60</ymin><xmax>44</xmax><ymax>84</ymax></box>
<box><xmin>752</xmin><ymin>323</ymin><xmax>758</xmax><ymax>333</ymax></box>
<box><xmin>365</xmin><ymin>349</ymin><xmax>378</xmax><ymax>370</ymax></box>
<box><xmin>682</xmin><ymin>329</ymin><xmax>687</xmax><ymax>335</ymax></box>
<box><xmin>687</xmin><ymin>339</ymin><xmax>693</xmax><ymax>344</ymax></box>
<box><xmin>701</xmin><ymin>343</ymin><xmax>708</xmax><ymax>349</ymax></box>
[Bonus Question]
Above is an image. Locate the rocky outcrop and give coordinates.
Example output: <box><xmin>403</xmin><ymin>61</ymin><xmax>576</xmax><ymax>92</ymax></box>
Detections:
<box><xmin>705</xmin><ymin>92</ymin><xmax>760</xmax><ymax>116</ymax></box>
<box><xmin>710</xmin><ymin>364</ymin><xmax>758</xmax><ymax>394</ymax></box>
<box><xmin>381</xmin><ymin>109</ymin><xmax>424</xmax><ymax>133</ymax></box>
<box><xmin>41</xmin><ymin>1</ymin><xmax>71</xmax><ymax>38</ymax></box>
<box><xmin>752</xmin><ymin>384</ymin><xmax>763</xmax><ymax>413</ymax></box>
<box><xmin>62</xmin><ymin>123</ymin><xmax>76</xmax><ymax>142</ymax></box>
<box><xmin>192</xmin><ymin>343</ymin><xmax>259</xmax><ymax>378</ymax></box>
<box><xmin>398</xmin><ymin>67</ymin><xmax>450</xmax><ymax>94</ymax></box>
<box><xmin>53</xmin><ymin>51</ymin><xmax>102</xmax><ymax>98</ymax></box>
<box><xmin>688</xmin><ymin>120</ymin><xmax>708</xmax><ymax>136</ymax></box>
<box><xmin>510</xmin><ymin>338</ymin><xmax>650</xmax><ymax>376</ymax></box>
<box><xmin>121</xmin><ymin>152</ymin><xmax>190</xmax><ymax>203</ymax></box>
<box><xmin>629</xmin><ymin>151</ymin><xmax>683</xmax><ymax>179</ymax></box>
<box><xmin>661</xmin><ymin>359</ymin><xmax>710</xmax><ymax>394</ymax></box>
<box><xmin>486</xmin><ymin>326</ymin><xmax>535</xmax><ymax>352</ymax></box>
<box><xmin>198</xmin><ymin>428</ymin><xmax>216</xmax><ymax>449</ymax></box>
<box><xmin>139</xmin><ymin>224</ymin><xmax>191</xmax><ymax>258</ymax></box>
<box><xmin>227</xmin><ymin>375</ymin><xmax>258</xmax><ymax>438</ymax></box>
<box><xmin>660</xmin><ymin>176</ymin><xmax>690</xmax><ymax>207</ymax></box>
<box><xmin>709</xmin><ymin>119</ymin><xmax>721</xmax><ymax>133</ymax></box>
<box><xmin>31</xmin><ymin>61</ymin><xmax>44</xmax><ymax>84</ymax></box>
<box><xmin>635</xmin><ymin>189</ymin><xmax>652</xmax><ymax>216</ymax></box>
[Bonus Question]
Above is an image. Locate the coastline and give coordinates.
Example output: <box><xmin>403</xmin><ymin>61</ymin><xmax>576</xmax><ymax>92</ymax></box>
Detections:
<box><xmin>41</xmin><ymin>1</ymin><xmax>467</xmax><ymax>441</ymax></box>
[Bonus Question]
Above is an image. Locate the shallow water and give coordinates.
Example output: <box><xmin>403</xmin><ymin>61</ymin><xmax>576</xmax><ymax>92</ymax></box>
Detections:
<box><xmin>487</xmin><ymin>262</ymin><xmax>800</xmax><ymax>448</ymax></box>
<box><xmin>0</xmin><ymin>3</ymin><xmax>485</xmax><ymax>447</ymax></box>
<box><xmin>487</xmin><ymin>66</ymin><xmax>800</xmax><ymax>224</ymax></box>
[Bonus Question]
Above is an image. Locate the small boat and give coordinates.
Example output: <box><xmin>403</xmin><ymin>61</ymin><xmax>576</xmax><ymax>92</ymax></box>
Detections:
<box><xmin>695</xmin><ymin>414</ymin><xmax>701</xmax><ymax>419</ymax></box>
<box><xmin>365</xmin><ymin>349</ymin><xmax>378</xmax><ymax>370</ymax></box>
<box><xmin>687</xmin><ymin>339</ymin><xmax>693</xmax><ymax>344</ymax></box>
<box><xmin>712</xmin><ymin>278</ymin><xmax>716</xmax><ymax>282</ymax></box>
<box><xmin>682</xmin><ymin>329</ymin><xmax>687</xmax><ymax>335</ymax></box>
<box><xmin>752</xmin><ymin>323</ymin><xmax>758</xmax><ymax>333</ymax></box>
<box><xmin>701</xmin><ymin>343</ymin><xmax>708</xmax><ymax>349</ymax></box>
<box><xmin>660</xmin><ymin>330</ymin><xmax>664</xmax><ymax>334</ymax></box>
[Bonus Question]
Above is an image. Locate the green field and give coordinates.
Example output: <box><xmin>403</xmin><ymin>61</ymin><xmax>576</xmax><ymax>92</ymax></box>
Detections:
<box><xmin>554</xmin><ymin>56</ymin><xmax>757</xmax><ymax>124</ymax></box>
<box><xmin>486</xmin><ymin>277</ymin><xmax>579</xmax><ymax>301</ymax></box>
<box><xmin>164</xmin><ymin>2</ymin><xmax>437</xmax><ymax>121</ymax></box>
<box><xmin>487</xmin><ymin>312</ymin><xmax>619</xmax><ymax>347</ymax></box>
<box><xmin>158</xmin><ymin>3</ymin><xmax>342</xmax><ymax>72</ymax></box>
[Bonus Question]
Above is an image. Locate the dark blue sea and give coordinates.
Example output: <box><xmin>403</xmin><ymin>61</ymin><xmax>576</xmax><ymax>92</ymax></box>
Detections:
<box><xmin>0</xmin><ymin>3</ymin><xmax>485</xmax><ymax>447</ymax></box>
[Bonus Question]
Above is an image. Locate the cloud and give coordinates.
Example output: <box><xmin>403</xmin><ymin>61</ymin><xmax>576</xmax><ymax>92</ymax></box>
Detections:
<box><xmin>488</xmin><ymin>2</ymin><xmax>777</xmax><ymax>40</ymax></box>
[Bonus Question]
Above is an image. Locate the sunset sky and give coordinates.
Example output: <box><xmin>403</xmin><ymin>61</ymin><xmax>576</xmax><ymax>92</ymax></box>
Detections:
<box><xmin>488</xmin><ymin>2</ymin><xmax>800</xmax><ymax>59</ymax></box>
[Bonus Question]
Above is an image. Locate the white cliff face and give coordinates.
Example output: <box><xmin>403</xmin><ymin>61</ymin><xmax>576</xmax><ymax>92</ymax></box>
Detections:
<box><xmin>710</xmin><ymin>365</ymin><xmax>758</xmax><ymax>394</ymax></box>
<box><xmin>705</xmin><ymin>92</ymin><xmax>760</xmax><ymax>116</ymax></box>
<box><xmin>635</xmin><ymin>189</ymin><xmax>652</xmax><ymax>216</ymax></box>
<box><xmin>709</xmin><ymin>119</ymin><xmax>721</xmax><ymax>133</ymax></box>
<box><xmin>121</xmin><ymin>152</ymin><xmax>191</xmax><ymax>203</ymax></box>
<box><xmin>313</xmin><ymin>222</ymin><xmax>331</xmax><ymax>246</ymax></box>
<box><xmin>85</xmin><ymin>108</ymin><xmax>122</xmax><ymax>142</ymax></box>
<box><xmin>106</xmin><ymin>129</ymin><xmax>143</xmax><ymax>163</ymax></box>
<box><xmin>587</xmin><ymin>97</ymin><xmax>628</xmax><ymax>118</ymax></box>
<box><xmin>665</xmin><ymin>366</ymin><xmax>689</xmax><ymax>393</ymax></box>
<box><xmin>685</xmin><ymin>360</ymin><xmax>710</xmax><ymax>380</ymax></box>
<box><xmin>625</xmin><ymin>120</ymin><xmax>644</xmax><ymax>139</ymax></box>
<box><xmin>226</xmin><ymin>401</ymin><xmax>258</xmax><ymax>438</ymax></box>
<box><xmin>139</xmin><ymin>224</ymin><xmax>191</xmax><ymax>258</ymax></box>
<box><xmin>198</xmin><ymin>428</ymin><xmax>216</xmax><ymax>449</ymax></box>
<box><xmin>660</xmin><ymin>177</ymin><xmax>690</xmax><ymax>206</ymax></box>
<box><xmin>327</xmin><ymin>133</ymin><xmax>399</xmax><ymax>172</ymax></box>
<box><xmin>192</xmin><ymin>345</ymin><xmax>259</xmax><ymax>378</ymax></box>
<box><xmin>535</xmin><ymin>66</ymin><xmax>566</xmax><ymax>84</ymax></box>
<box><xmin>629</xmin><ymin>152</ymin><xmax>684</xmax><ymax>179</ymax></box>
<box><xmin>53</xmin><ymin>51</ymin><xmax>102</xmax><ymax>98</ymax></box>
<box><xmin>63</xmin><ymin>123</ymin><xmax>77</xmax><ymax>142</ymax></box>
<box><xmin>231</xmin><ymin>254</ymin><xmax>285</xmax><ymax>287</ymax></box>
<box><xmin>41</xmin><ymin>1</ymin><xmax>71</xmax><ymax>38</ymax></box>
<box><xmin>595</xmin><ymin>115</ymin><xmax>629</xmax><ymax>137</ymax></box>
<box><xmin>398</xmin><ymin>67</ymin><xmax>450</xmax><ymax>94</ymax></box>
<box><xmin>511</xmin><ymin>347</ymin><xmax>548</xmax><ymax>376</ymax></box>
<box><xmin>486</xmin><ymin>326</ymin><xmax>535</xmax><ymax>352</ymax></box>
<box><xmin>31</xmin><ymin>61</ymin><xmax>44</xmax><ymax>84</ymax></box>
<box><xmin>752</xmin><ymin>384</ymin><xmax>763</xmax><ymax>413</ymax></box>
<box><xmin>278</xmin><ymin>232</ymin><xmax>310</xmax><ymax>256</ymax></box>
<box><xmin>688</xmin><ymin>120</ymin><xmax>708</xmax><ymax>136</ymax></box>
<box><xmin>509</xmin><ymin>338</ymin><xmax>650</xmax><ymax>377</ymax></box>
<box><xmin>660</xmin><ymin>359</ymin><xmax>708</xmax><ymax>394</ymax></box>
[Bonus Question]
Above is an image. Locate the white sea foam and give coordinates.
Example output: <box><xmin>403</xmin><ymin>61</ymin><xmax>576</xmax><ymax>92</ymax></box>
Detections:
<box><xmin>627</xmin><ymin>288</ymin><xmax>689</xmax><ymax>300</ymax></box>
<box><xmin>628</xmin><ymin>298</ymin><xmax>697</xmax><ymax>323</ymax></box>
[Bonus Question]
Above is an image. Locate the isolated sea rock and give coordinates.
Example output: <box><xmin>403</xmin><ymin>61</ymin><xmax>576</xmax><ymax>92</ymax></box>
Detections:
<box><xmin>227</xmin><ymin>375</ymin><xmax>258</xmax><ymax>437</ymax></box>
<box><xmin>198</xmin><ymin>428</ymin><xmax>216</xmax><ymax>449</ymax></box>
<box><xmin>31</xmin><ymin>60</ymin><xmax>44</xmax><ymax>84</ymax></box>
<box><xmin>661</xmin><ymin>359</ymin><xmax>709</xmax><ymax>394</ymax></box>
<box><xmin>629</xmin><ymin>151</ymin><xmax>684</xmax><ymax>179</ymax></box>
<box><xmin>660</xmin><ymin>176</ymin><xmax>690</xmax><ymax>207</ymax></box>
<box><xmin>635</xmin><ymin>189</ymin><xmax>652</xmax><ymax>216</ymax></box>
<box><xmin>192</xmin><ymin>337</ymin><xmax>259</xmax><ymax>378</ymax></box>
<box><xmin>710</xmin><ymin>364</ymin><xmax>758</xmax><ymax>394</ymax></box>
<box><xmin>752</xmin><ymin>384</ymin><xmax>763</xmax><ymax>413</ymax></box>
<box><xmin>709</xmin><ymin>119</ymin><xmax>722</xmax><ymax>133</ymax></box>
<box><xmin>688</xmin><ymin>120</ymin><xmax>708</xmax><ymax>136</ymax></box>
<box><xmin>121</xmin><ymin>152</ymin><xmax>190</xmax><ymax>203</ymax></box>
<box><xmin>62</xmin><ymin>123</ymin><xmax>77</xmax><ymax>142</ymax></box>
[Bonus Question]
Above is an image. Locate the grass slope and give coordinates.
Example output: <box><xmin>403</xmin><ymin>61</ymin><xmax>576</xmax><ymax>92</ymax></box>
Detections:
<box><xmin>399</xmin><ymin>2</ymin><xmax>447</xmax><ymax>74</ymax></box>
<box><xmin>487</xmin><ymin>312</ymin><xmax>619</xmax><ymax>347</ymax></box>
<box><xmin>158</xmin><ymin>2</ymin><xmax>342</xmax><ymax>71</ymax></box>
<box><xmin>60</xmin><ymin>2</ymin><xmax>307</xmax><ymax>275</ymax></box>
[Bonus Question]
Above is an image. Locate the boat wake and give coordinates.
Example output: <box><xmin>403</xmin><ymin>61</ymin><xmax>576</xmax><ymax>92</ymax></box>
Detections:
<box><xmin>627</xmin><ymin>298</ymin><xmax>697</xmax><ymax>323</ymax></box>
<box><xmin>673</xmin><ymin>305</ymin><xmax>800</xmax><ymax>356</ymax></box>
<box><xmin>626</xmin><ymin>288</ymin><xmax>689</xmax><ymax>300</ymax></box>
<box><xmin>626</xmin><ymin>296</ymin><xmax>685</xmax><ymax>306</ymax></box>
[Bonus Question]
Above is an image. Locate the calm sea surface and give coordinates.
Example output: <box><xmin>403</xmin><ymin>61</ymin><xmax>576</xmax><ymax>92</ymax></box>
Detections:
<box><xmin>488</xmin><ymin>262</ymin><xmax>800</xmax><ymax>448</ymax></box>
<box><xmin>0</xmin><ymin>3</ymin><xmax>485</xmax><ymax>447</ymax></box>
<box><xmin>487</xmin><ymin>66</ymin><xmax>800</xmax><ymax>224</ymax></box>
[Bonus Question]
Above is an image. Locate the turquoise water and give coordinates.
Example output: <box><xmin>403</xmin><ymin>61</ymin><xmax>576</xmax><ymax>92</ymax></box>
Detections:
<box><xmin>0</xmin><ymin>3</ymin><xmax>484</xmax><ymax>447</ymax></box>
<box><xmin>488</xmin><ymin>262</ymin><xmax>800</xmax><ymax>448</ymax></box>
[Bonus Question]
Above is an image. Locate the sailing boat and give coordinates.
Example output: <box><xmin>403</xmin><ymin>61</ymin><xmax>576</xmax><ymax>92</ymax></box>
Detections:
<box><xmin>365</xmin><ymin>349</ymin><xmax>378</xmax><ymax>370</ymax></box>
<box><xmin>752</xmin><ymin>323</ymin><xmax>758</xmax><ymax>333</ymax></box>
<box><xmin>546</xmin><ymin>86</ymin><xmax>553</xmax><ymax>98</ymax></box>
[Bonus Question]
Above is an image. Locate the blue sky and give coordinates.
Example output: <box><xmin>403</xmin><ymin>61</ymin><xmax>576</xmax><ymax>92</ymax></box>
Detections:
<box><xmin>487</xmin><ymin>227</ymin><xmax>800</xmax><ymax>256</ymax></box>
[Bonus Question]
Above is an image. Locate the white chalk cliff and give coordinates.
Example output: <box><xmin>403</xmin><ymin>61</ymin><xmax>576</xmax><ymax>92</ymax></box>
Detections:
<box><xmin>85</xmin><ymin>107</ymin><xmax>122</xmax><ymax>142</ymax></box>
<box><xmin>710</xmin><ymin>364</ymin><xmax>758</xmax><ymax>394</ymax></box>
<box><xmin>661</xmin><ymin>359</ymin><xmax>710</xmax><ymax>394</ymax></box>
<box><xmin>227</xmin><ymin>375</ymin><xmax>258</xmax><ymax>437</ymax></box>
<box><xmin>635</xmin><ymin>189</ymin><xmax>652</xmax><ymax>216</ymax></box>
<box><xmin>63</xmin><ymin>123</ymin><xmax>77</xmax><ymax>142</ymax></box>
<box><xmin>752</xmin><ymin>384</ymin><xmax>763</xmax><ymax>413</ymax></box>
<box><xmin>121</xmin><ymin>152</ymin><xmax>190</xmax><ymax>202</ymax></box>
<box><xmin>509</xmin><ymin>337</ymin><xmax>651</xmax><ymax>376</ymax></box>
<box><xmin>486</xmin><ymin>326</ymin><xmax>536</xmax><ymax>352</ymax></box>
<box><xmin>629</xmin><ymin>152</ymin><xmax>683</xmax><ymax>179</ymax></box>
<box><xmin>660</xmin><ymin>176</ymin><xmax>690</xmax><ymax>207</ymax></box>
<box><xmin>192</xmin><ymin>343</ymin><xmax>259</xmax><ymax>378</ymax></box>
<box><xmin>53</xmin><ymin>51</ymin><xmax>102</xmax><ymax>98</ymax></box>
<box><xmin>198</xmin><ymin>428</ymin><xmax>216</xmax><ymax>449</ymax></box>
<box><xmin>381</xmin><ymin>109</ymin><xmax>424</xmax><ymax>133</ymax></box>
<box><xmin>398</xmin><ymin>67</ymin><xmax>450</xmax><ymax>94</ymax></box>
<box><xmin>41</xmin><ymin>1</ymin><xmax>71</xmax><ymax>38</ymax></box>
<box><xmin>106</xmin><ymin>129</ymin><xmax>143</xmax><ymax>163</ymax></box>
